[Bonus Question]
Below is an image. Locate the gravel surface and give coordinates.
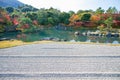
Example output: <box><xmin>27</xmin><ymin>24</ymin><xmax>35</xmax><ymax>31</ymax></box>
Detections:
<box><xmin>0</xmin><ymin>43</ymin><xmax>120</xmax><ymax>56</ymax></box>
<box><xmin>0</xmin><ymin>43</ymin><xmax>120</xmax><ymax>80</ymax></box>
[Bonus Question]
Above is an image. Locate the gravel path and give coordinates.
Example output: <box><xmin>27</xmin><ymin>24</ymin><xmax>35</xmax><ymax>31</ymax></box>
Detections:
<box><xmin>0</xmin><ymin>43</ymin><xmax>120</xmax><ymax>80</ymax></box>
<box><xmin>0</xmin><ymin>43</ymin><xmax>120</xmax><ymax>56</ymax></box>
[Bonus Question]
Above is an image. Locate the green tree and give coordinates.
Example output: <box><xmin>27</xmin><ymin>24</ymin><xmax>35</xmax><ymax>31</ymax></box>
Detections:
<box><xmin>48</xmin><ymin>17</ymin><xmax>54</xmax><ymax>25</ymax></box>
<box><xmin>104</xmin><ymin>17</ymin><xmax>113</xmax><ymax>31</ymax></box>
<box><xmin>25</xmin><ymin>12</ymin><xmax>38</xmax><ymax>20</ymax></box>
<box><xmin>95</xmin><ymin>7</ymin><xmax>104</xmax><ymax>14</ymax></box>
<box><xmin>68</xmin><ymin>11</ymin><xmax>75</xmax><ymax>16</ymax></box>
<box><xmin>106</xmin><ymin>7</ymin><xmax>113</xmax><ymax>14</ymax></box>
<box><xmin>37</xmin><ymin>10</ymin><xmax>48</xmax><ymax>25</ymax></box>
<box><xmin>112</xmin><ymin>7</ymin><xmax>118</xmax><ymax>13</ymax></box>
<box><xmin>37</xmin><ymin>8</ymin><xmax>61</xmax><ymax>26</ymax></box>
<box><xmin>5</xmin><ymin>7</ymin><xmax>14</xmax><ymax>13</ymax></box>
<box><xmin>21</xmin><ymin>7</ymin><xmax>32</xmax><ymax>12</ymax></box>
<box><xmin>81</xmin><ymin>13</ymin><xmax>91</xmax><ymax>21</ymax></box>
<box><xmin>59</xmin><ymin>12</ymin><xmax>70</xmax><ymax>25</ymax></box>
<box><xmin>106</xmin><ymin>7</ymin><xmax>118</xmax><ymax>14</ymax></box>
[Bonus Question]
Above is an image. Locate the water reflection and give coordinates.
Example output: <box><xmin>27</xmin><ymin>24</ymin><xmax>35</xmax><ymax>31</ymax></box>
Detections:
<box><xmin>0</xmin><ymin>28</ymin><xmax>120</xmax><ymax>44</ymax></box>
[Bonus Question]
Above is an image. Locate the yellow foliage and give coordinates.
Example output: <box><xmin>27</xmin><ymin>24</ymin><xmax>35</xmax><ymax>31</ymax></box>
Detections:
<box><xmin>90</xmin><ymin>15</ymin><xmax>101</xmax><ymax>22</ymax></box>
<box><xmin>69</xmin><ymin>14</ymin><xmax>79</xmax><ymax>22</ymax></box>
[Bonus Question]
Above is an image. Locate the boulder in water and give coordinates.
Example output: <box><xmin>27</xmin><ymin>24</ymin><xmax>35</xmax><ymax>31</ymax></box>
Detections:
<box><xmin>74</xmin><ymin>31</ymin><xmax>80</xmax><ymax>35</ymax></box>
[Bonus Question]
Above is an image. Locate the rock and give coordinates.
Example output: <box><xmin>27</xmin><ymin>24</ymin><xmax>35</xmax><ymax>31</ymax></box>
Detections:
<box><xmin>82</xmin><ymin>32</ymin><xmax>87</xmax><ymax>36</ymax></box>
<box><xmin>61</xmin><ymin>39</ymin><xmax>67</xmax><ymax>42</ymax></box>
<box><xmin>86</xmin><ymin>39</ymin><xmax>91</xmax><ymax>42</ymax></box>
<box><xmin>112</xmin><ymin>40</ymin><xmax>119</xmax><ymax>44</ymax></box>
<box><xmin>111</xmin><ymin>33</ymin><xmax>119</xmax><ymax>37</ymax></box>
<box><xmin>106</xmin><ymin>33</ymin><xmax>119</xmax><ymax>37</ymax></box>
<box><xmin>55</xmin><ymin>24</ymin><xmax>67</xmax><ymax>30</ymax></box>
<box><xmin>52</xmin><ymin>38</ymin><xmax>61</xmax><ymax>41</ymax></box>
<box><xmin>0</xmin><ymin>38</ymin><xmax>11</xmax><ymax>41</ymax></box>
<box><xmin>86</xmin><ymin>31</ymin><xmax>91</xmax><ymax>36</ymax></box>
<box><xmin>41</xmin><ymin>37</ymin><xmax>53</xmax><ymax>40</ymax></box>
<box><xmin>74</xmin><ymin>31</ymin><xmax>80</xmax><ymax>35</ymax></box>
<box><xmin>106</xmin><ymin>33</ymin><xmax>111</xmax><ymax>37</ymax></box>
<box><xmin>88</xmin><ymin>32</ymin><xmax>99</xmax><ymax>36</ymax></box>
<box><xmin>70</xmin><ymin>39</ymin><xmax>76</xmax><ymax>42</ymax></box>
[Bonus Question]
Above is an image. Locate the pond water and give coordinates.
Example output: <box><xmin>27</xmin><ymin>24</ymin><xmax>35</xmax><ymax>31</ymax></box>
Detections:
<box><xmin>0</xmin><ymin>27</ymin><xmax>120</xmax><ymax>44</ymax></box>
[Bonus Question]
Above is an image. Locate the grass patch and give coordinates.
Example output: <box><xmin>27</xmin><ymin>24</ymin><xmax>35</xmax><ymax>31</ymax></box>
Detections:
<box><xmin>0</xmin><ymin>40</ymin><xmax>53</xmax><ymax>49</ymax></box>
<box><xmin>0</xmin><ymin>40</ymin><xmax>27</xmax><ymax>49</ymax></box>
<box><xmin>0</xmin><ymin>40</ymin><xmax>120</xmax><ymax>49</ymax></box>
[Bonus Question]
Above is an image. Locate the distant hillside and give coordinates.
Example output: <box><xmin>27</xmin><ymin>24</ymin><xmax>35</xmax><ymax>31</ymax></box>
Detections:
<box><xmin>0</xmin><ymin>0</ymin><xmax>24</xmax><ymax>8</ymax></box>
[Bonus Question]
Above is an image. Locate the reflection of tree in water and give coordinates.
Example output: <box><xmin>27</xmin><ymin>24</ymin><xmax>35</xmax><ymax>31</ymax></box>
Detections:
<box><xmin>87</xmin><ymin>36</ymin><xmax>98</xmax><ymax>42</ymax></box>
<box><xmin>16</xmin><ymin>33</ymin><xmax>27</xmax><ymax>41</ymax></box>
<box><xmin>16</xmin><ymin>33</ymin><xmax>40</xmax><ymax>42</ymax></box>
<box><xmin>87</xmin><ymin>36</ymin><xmax>120</xmax><ymax>43</ymax></box>
<box><xmin>1</xmin><ymin>28</ymin><xmax>119</xmax><ymax>43</ymax></box>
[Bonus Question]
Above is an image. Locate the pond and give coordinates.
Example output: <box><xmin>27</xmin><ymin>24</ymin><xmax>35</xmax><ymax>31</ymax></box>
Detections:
<box><xmin>0</xmin><ymin>27</ymin><xmax>120</xmax><ymax>44</ymax></box>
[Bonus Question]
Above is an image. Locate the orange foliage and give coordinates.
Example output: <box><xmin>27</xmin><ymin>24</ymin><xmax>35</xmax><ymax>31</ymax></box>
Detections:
<box><xmin>69</xmin><ymin>14</ymin><xmax>79</xmax><ymax>23</ymax></box>
<box><xmin>0</xmin><ymin>10</ymin><xmax>11</xmax><ymax>24</ymax></box>
<box><xmin>90</xmin><ymin>15</ymin><xmax>100</xmax><ymax>22</ymax></box>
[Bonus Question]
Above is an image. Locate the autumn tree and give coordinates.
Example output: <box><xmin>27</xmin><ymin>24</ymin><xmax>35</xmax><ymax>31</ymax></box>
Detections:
<box><xmin>90</xmin><ymin>15</ymin><xmax>101</xmax><ymax>22</ymax></box>
<box><xmin>0</xmin><ymin>7</ymin><xmax>13</xmax><ymax>32</ymax></box>
<box><xmin>17</xmin><ymin>17</ymin><xmax>38</xmax><ymax>32</ymax></box>
<box><xmin>69</xmin><ymin>14</ymin><xmax>79</xmax><ymax>23</ymax></box>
